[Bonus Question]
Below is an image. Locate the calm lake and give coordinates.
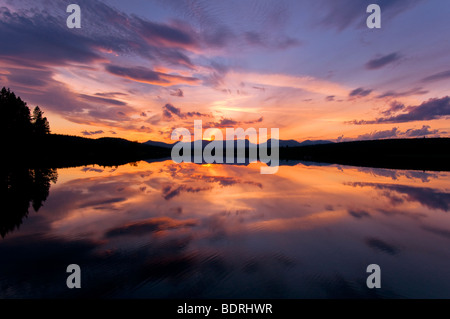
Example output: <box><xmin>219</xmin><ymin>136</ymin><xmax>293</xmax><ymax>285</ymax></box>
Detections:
<box><xmin>1</xmin><ymin>160</ymin><xmax>450</xmax><ymax>298</ymax></box>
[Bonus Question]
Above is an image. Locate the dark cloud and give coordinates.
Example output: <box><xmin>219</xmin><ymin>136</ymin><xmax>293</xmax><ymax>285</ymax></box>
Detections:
<box><xmin>135</xmin><ymin>17</ymin><xmax>197</xmax><ymax>47</ymax></box>
<box><xmin>405</xmin><ymin>125</ymin><xmax>438</xmax><ymax>137</ymax></box>
<box><xmin>81</xmin><ymin>130</ymin><xmax>104</xmax><ymax>136</ymax></box>
<box><xmin>94</xmin><ymin>92</ymin><xmax>128</xmax><ymax>98</ymax></box>
<box><xmin>340</xmin><ymin>126</ymin><xmax>441</xmax><ymax>141</ymax></box>
<box><xmin>365</xmin><ymin>237</ymin><xmax>400</xmax><ymax>255</ymax></box>
<box><xmin>80</xmin><ymin>167</ymin><xmax>104</xmax><ymax>173</ymax></box>
<box><xmin>366</xmin><ymin>52</ymin><xmax>402</xmax><ymax>70</ymax></box>
<box><xmin>0</xmin><ymin>0</ymin><xmax>207</xmax><ymax>70</ymax></box>
<box><xmin>356</xmin><ymin>127</ymin><xmax>399</xmax><ymax>140</ymax></box>
<box><xmin>2</xmin><ymin>65</ymin><xmax>142</xmax><ymax>130</ymax></box>
<box><xmin>0</xmin><ymin>7</ymin><xmax>102</xmax><ymax>66</ymax></box>
<box><xmin>79</xmin><ymin>94</ymin><xmax>127</xmax><ymax>106</ymax></box>
<box><xmin>216</xmin><ymin>118</ymin><xmax>238</xmax><ymax>126</ymax></box>
<box><xmin>105</xmin><ymin>65</ymin><xmax>199</xmax><ymax>86</ymax></box>
<box><xmin>376</xmin><ymin>87</ymin><xmax>428</xmax><ymax>99</ymax></box>
<box><xmin>163</xmin><ymin>103</ymin><xmax>183</xmax><ymax>119</ymax></box>
<box><xmin>347</xmin><ymin>182</ymin><xmax>450</xmax><ymax>212</ymax></box>
<box><xmin>196</xmin><ymin>175</ymin><xmax>262</xmax><ymax>188</ymax></box>
<box><xmin>349</xmin><ymin>87</ymin><xmax>372</xmax><ymax>97</ymax></box>
<box><xmin>349</xmin><ymin>96</ymin><xmax>450</xmax><ymax>124</ymax></box>
<box><xmin>207</xmin><ymin>117</ymin><xmax>263</xmax><ymax>128</ymax></box>
<box><xmin>0</xmin><ymin>3</ymin><xmax>182</xmax><ymax>131</ymax></box>
<box><xmin>348</xmin><ymin>209</ymin><xmax>371</xmax><ymax>219</ymax></box>
<box><xmin>381</xmin><ymin>101</ymin><xmax>406</xmax><ymax>116</ymax></box>
<box><xmin>170</xmin><ymin>88</ymin><xmax>184</xmax><ymax>97</ymax></box>
<box><xmin>252</xmin><ymin>86</ymin><xmax>266</xmax><ymax>92</ymax></box>
<box><xmin>162</xmin><ymin>103</ymin><xmax>210</xmax><ymax>120</ymax></box>
<box><xmin>162</xmin><ymin>185</ymin><xmax>211</xmax><ymax>200</ymax></box>
<box><xmin>186</xmin><ymin>111</ymin><xmax>207</xmax><ymax>117</ymax></box>
<box><xmin>325</xmin><ymin>95</ymin><xmax>335</xmax><ymax>101</ymax></box>
<box><xmin>79</xmin><ymin>197</ymin><xmax>127</xmax><ymax>208</ymax></box>
<box><xmin>105</xmin><ymin>217</ymin><xmax>197</xmax><ymax>238</ymax></box>
<box><xmin>356</xmin><ymin>167</ymin><xmax>439</xmax><ymax>183</ymax></box>
<box><xmin>422</xmin><ymin>70</ymin><xmax>450</xmax><ymax>83</ymax></box>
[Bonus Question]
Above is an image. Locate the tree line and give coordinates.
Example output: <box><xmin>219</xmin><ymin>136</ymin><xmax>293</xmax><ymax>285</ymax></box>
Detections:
<box><xmin>1</xmin><ymin>87</ymin><xmax>50</xmax><ymax>140</ymax></box>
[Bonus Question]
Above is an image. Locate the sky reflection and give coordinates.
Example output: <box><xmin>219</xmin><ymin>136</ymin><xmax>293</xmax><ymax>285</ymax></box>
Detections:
<box><xmin>1</xmin><ymin>161</ymin><xmax>449</xmax><ymax>298</ymax></box>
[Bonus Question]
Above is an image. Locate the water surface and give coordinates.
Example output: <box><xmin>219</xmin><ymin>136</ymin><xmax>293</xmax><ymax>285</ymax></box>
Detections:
<box><xmin>1</xmin><ymin>161</ymin><xmax>450</xmax><ymax>298</ymax></box>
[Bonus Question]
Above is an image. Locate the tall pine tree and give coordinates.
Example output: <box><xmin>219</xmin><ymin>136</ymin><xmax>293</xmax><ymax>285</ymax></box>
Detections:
<box><xmin>32</xmin><ymin>106</ymin><xmax>51</xmax><ymax>136</ymax></box>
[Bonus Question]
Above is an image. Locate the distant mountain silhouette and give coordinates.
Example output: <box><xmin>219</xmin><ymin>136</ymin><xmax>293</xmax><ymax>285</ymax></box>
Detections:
<box><xmin>297</xmin><ymin>139</ymin><xmax>334</xmax><ymax>146</ymax></box>
<box><xmin>279</xmin><ymin>138</ymin><xmax>450</xmax><ymax>171</ymax></box>
<box><xmin>158</xmin><ymin>137</ymin><xmax>450</xmax><ymax>171</ymax></box>
<box><xmin>144</xmin><ymin>138</ymin><xmax>334</xmax><ymax>149</ymax></box>
<box><xmin>143</xmin><ymin>140</ymin><xmax>174</xmax><ymax>149</ymax></box>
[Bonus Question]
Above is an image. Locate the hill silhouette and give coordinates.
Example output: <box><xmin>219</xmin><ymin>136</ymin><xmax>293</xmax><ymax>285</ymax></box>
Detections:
<box><xmin>279</xmin><ymin>138</ymin><xmax>450</xmax><ymax>171</ymax></box>
<box><xmin>2</xmin><ymin>87</ymin><xmax>170</xmax><ymax>167</ymax></box>
<box><xmin>3</xmin><ymin>87</ymin><xmax>450</xmax><ymax>171</ymax></box>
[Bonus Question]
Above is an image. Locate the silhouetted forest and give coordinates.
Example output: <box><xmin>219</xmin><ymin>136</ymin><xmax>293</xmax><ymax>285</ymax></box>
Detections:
<box><xmin>279</xmin><ymin>138</ymin><xmax>450</xmax><ymax>171</ymax></box>
<box><xmin>2</xmin><ymin>87</ymin><xmax>171</xmax><ymax>167</ymax></box>
<box><xmin>2</xmin><ymin>87</ymin><xmax>50</xmax><ymax>142</ymax></box>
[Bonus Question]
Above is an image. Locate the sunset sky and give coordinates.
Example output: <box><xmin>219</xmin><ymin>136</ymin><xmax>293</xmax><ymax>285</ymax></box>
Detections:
<box><xmin>1</xmin><ymin>0</ymin><xmax>449</xmax><ymax>143</ymax></box>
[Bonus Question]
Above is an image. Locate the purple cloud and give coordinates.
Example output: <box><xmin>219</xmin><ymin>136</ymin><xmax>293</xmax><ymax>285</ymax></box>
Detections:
<box><xmin>356</xmin><ymin>128</ymin><xmax>400</xmax><ymax>140</ymax></box>
<box><xmin>422</xmin><ymin>70</ymin><xmax>450</xmax><ymax>83</ymax></box>
<box><xmin>377</xmin><ymin>87</ymin><xmax>428</xmax><ymax>99</ymax></box>
<box><xmin>162</xmin><ymin>103</ymin><xmax>209</xmax><ymax>120</ymax></box>
<box><xmin>81</xmin><ymin>130</ymin><xmax>104</xmax><ymax>136</ymax></box>
<box><xmin>105</xmin><ymin>65</ymin><xmax>199</xmax><ymax>86</ymax></box>
<box><xmin>366</xmin><ymin>52</ymin><xmax>402</xmax><ymax>70</ymax></box>
<box><xmin>317</xmin><ymin>0</ymin><xmax>423</xmax><ymax>31</ymax></box>
<box><xmin>349</xmin><ymin>87</ymin><xmax>372</xmax><ymax>97</ymax></box>
<box><xmin>169</xmin><ymin>89</ymin><xmax>184</xmax><ymax>97</ymax></box>
<box><xmin>349</xmin><ymin>96</ymin><xmax>450</xmax><ymax>124</ymax></box>
<box><xmin>405</xmin><ymin>125</ymin><xmax>438</xmax><ymax>137</ymax></box>
<box><xmin>79</xmin><ymin>94</ymin><xmax>127</xmax><ymax>106</ymax></box>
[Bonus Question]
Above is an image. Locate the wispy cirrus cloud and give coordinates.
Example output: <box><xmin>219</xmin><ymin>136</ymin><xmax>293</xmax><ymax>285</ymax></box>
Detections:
<box><xmin>78</xmin><ymin>94</ymin><xmax>127</xmax><ymax>106</ymax></box>
<box><xmin>317</xmin><ymin>0</ymin><xmax>423</xmax><ymax>31</ymax></box>
<box><xmin>376</xmin><ymin>87</ymin><xmax>428</xmax><ymax>99</ymax></box>
<box><xmin>105</xmin><ymin>65</ymin><xmax>200</xmax><ymax>86</ymax></box>
<box><xmin>421</xmin><ymin>70</ymin><xmax>450</xmax><ymax>83</ymax></box>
